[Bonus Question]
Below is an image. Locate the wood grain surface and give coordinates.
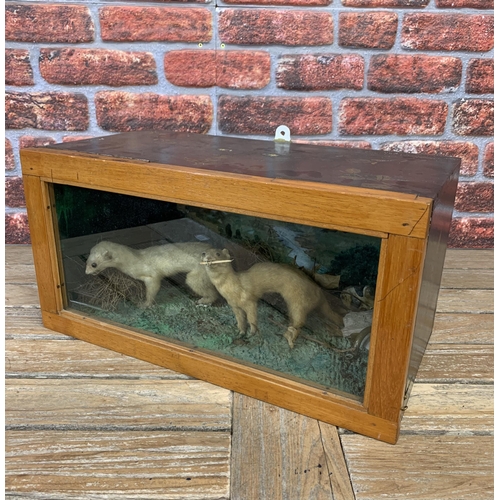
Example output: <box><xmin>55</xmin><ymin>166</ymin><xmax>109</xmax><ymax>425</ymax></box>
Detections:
<box><xmin>5</xmin><ymin>245</ymin><xmax>493</xmax><ymax>499</ymax></box>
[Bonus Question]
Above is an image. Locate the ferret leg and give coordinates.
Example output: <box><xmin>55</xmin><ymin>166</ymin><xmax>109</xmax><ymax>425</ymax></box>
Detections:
<box><xmin>229</xmin><ymin>304</ymin><xmax>248</xmax><ymax>336</ymax></box>
<box><xmin>284</xmin><ymin>308</ymin><xmax>307</xmax><ymax>348</ymax></box>
<box><xmin>186</xmin><ymin>269</ymin><xmax>218</xmax><ymax>305</ymax></box>
<box><xmin>244</xmin><ymin>301</ymin><xmax>260</xmax><ymax>336</ymax></box>
<box><xmin>142</xmin><ymin>277</ymin><xmax>161</xmax><ymax>308</ymax></box>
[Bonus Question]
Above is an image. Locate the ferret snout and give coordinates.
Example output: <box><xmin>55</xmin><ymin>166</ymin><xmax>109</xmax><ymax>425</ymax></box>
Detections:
<box><xmin>85</xmin><ymin>260</ymin><xmax>99</xmax><ymax>274</ymax></box>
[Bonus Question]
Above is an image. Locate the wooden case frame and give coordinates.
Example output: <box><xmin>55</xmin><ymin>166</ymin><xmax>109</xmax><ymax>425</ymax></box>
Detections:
<box><xmin>20</xmin><ymin>132</ymin><xmax>459</xmax><ymax>444</ymax></box>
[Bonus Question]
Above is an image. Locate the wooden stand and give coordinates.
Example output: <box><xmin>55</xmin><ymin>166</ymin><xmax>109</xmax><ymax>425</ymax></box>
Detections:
<box><xmin>21</xmin><ymin>131</ymin><xmax>459</xmax><ymax>443</ymax></box>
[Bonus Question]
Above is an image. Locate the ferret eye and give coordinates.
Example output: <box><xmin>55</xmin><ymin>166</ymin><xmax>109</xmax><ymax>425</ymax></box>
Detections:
<box><xmin>216</xmin><ymin>252</ymin><xmax>220</xmax><ymax>257</ymax></box>
<box><xmin>91</xmin><ymin>263</ymin><xmax>97</xmax><ymax>268</ymax></box>
<box><xmin>201</xmin><ymin>252</ymin><xmax>206</xmax><ymax>257</ymax></box>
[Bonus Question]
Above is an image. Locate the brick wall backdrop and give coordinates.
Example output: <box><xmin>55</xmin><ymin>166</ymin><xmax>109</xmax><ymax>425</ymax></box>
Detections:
<box><xmin>5</xmin><ymin>0</ymin><xmax>494</xmax><ymax>247</ymax></box>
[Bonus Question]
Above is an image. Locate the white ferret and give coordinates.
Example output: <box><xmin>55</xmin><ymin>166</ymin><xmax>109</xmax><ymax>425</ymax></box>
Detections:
<box><xmin>86</xmin><ymin>241</ymin><xmax>219</xmax><ymax>307</ymax></box>
<box><xmin>201</xmin><ymin>248</ymin><xmax>344</xmax><ymax>348</ymax></box>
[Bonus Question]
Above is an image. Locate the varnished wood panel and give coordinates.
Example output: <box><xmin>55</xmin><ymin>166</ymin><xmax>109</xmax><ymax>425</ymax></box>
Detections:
<box><xmin>24</xmin><ymin>131</ymin><xmax>460</xmax><ymax>199</ymax></box>
<box><xmin>20</xmin><ymin>176</ymin><xmax>63</xmax><ymax>313</ymax></box>
<box><xmin>42</xmin><ymin>309</ymin><xmax>399</xmax><ymax>443</ymax></box>
<box><xmin>22</xmin><ymin>149</ymin><xmax>432</xmax><ymax>238</ymax></box>
<box><xmin>364</xmin><ymin>235</ymin><xmax>426</xmax><ymax>427</ymax></box>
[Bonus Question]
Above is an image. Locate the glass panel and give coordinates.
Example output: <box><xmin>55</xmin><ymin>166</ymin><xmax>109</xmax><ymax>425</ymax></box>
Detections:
<box><xmin>55</xmin><ymin>184</ymin><xmax>381</xmax><ymax>400</ymax></box>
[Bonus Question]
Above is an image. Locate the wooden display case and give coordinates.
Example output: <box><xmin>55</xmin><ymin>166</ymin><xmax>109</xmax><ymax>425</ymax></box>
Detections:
<box><xmin>20</xmin><ymin>131</ymin><xmax>459</xmax><ymax>444</ymax></box>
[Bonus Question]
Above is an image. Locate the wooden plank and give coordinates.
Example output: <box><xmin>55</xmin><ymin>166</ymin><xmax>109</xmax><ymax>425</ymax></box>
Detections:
<box><xmin>6</xmin><ymin>339</ymin><xmax>190</xmax><ymax>379</ymax></box>
<box><xmin>417</xmin><ymin>344</ymin><xmax>493</xmax><ymax>383</ymax></box>
<box><xmin>443</xmin><ymin>249</ymin><xmax>493</xmax><ymax>269</ymax></box>
<box><xmin>5</xmin><ymin>308</ymin><xmax>67</xmax><ymax>339</ymax></box>
<box><xmin>440</xmin><ymin>268</ymin><xmax>493</xmax><ymax>289</ymax></box>
<box><xmin>6</xmin><ymin>430</ymin><xmax>230</xmax><ymax>500</ymax></box>
<box><xmin>436</xmin><ymin>289</ymin><xmax>493</xmax><ymax>313</ymax></box>
<box><xmin>5</xmin><ymin>263</ymin><xmax>38</xmax><ymax>284</ymax></box>
<box><xmin>317</xmin><ymin>422</ymin><xmax>356</xmax><ymax>500</ymax></box>
<box><xmin>5</xmin><ymin>284</ymin><xmax>40</xmax><ymax>308</ymax></box>
<box><xmin>430</xmin><ymin>313</ymin><xmax>493</xmax><ymax>344</ymax></box>
<box><xmin>5</xmin><ymin>244</ymin><xmax>35</xmax><ymax>264</ymax></box>
<box><xmin>230</xmin><ymin>393</ymin><xmax>337</xmax><ymax>500</ymax></box>
<box><xmin>402</xmin><ymin>383</ymin><xmax>493</xmax><ymax>434</ymax></box>
<box><xmin>341</xmin><ymin>435</ymin><xmax>493</xmax><ymax>500</ymax></box>
<box><xmin>6</xmin><ymin>379</ymin><xmax>231</xmax><ymax>430</ymax></box>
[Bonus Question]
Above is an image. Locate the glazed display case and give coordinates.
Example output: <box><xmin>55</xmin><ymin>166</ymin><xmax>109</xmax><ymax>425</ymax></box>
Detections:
<box><xmin>20</xmin><ymin>131</ymin><xmax>459</xmax><ymax>443</ymax></box>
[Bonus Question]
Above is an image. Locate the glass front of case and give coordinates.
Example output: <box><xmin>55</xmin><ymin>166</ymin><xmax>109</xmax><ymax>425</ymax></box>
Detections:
<box><xmin>54</xmin><ymin>184</ymin><xmax>381</xmax><ymax>400</ymax></box>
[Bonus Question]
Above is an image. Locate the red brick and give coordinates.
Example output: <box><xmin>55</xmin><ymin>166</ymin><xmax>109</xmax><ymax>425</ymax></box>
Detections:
<box><xmin>19</xmin><ymin>136</ymin><xmax>57</xmax><ymax>149</ymax></box>
<box><xmin>165</xmin><ymin>50</ymin><xmax>216</xmax><ymax>87</ymax></box>
<box><xmin>339</xmin><ymin>98</ymin><xmax>447</xmax><ymax>136</ymax></box>
<box><xmin>219</xmin><ymin>9</ymin><xmax>333</xmax><ymax>46</ymax></box>
<box><xmin>217</xmin><ymin>51</ymin><xmax>271</xmax><ymax>89</ymax></box>
<box><xmin>5</xmin><ymin>177</ymin><xmax>26</xmax><ymax>208</ymax></box>
<box><xmin>95</xmin><ymin>92</ymin><xmax>212</xmax><ymax>133</ymax></box>
<box><xmin>223</xmin><ymin>0</ymin><xmax>331</xmax><ymax>4</ymax></box>
<box><xmin>452</xmin><ymin>99</ymin><xmax>493</xmax><ymax>136</ymax></box>
<box><xmin>339</xmin><ymin>13</ymin><xmax>398</xmax><ymax>50</ymax></box>
<box><xmin>39</xmin><ymin>49</ymin><xmax>157</xmax><ymax>87</ymax></box>
<box><xmin>368</xmin><ymin>55</ymin><xmax>461</xmax><ymax>94</ymax></box>
<box><xmin>483</xmin><ymin>143</ymin><xmax>493</xmax><ymax>177</ymax></box>
<box><xmin>402</xmin><ymin>14</ymin><xmax>493</xmax><ymax>52</ymax></box>
<box><xmin>6</xmin><ymin>4</ymin><xmax>94</xmax><ymax>43</ymax></box>
<box><xmin>448</xmin><ymin>217</ymin><xmax>493</xmax><ymax>248</ymax></box>
<box><xmin>5</xmin><ymin>213</ymin><xmax>30</xmax><ymax>244</ymax></box>
<box><xmin>5</xmin><ymin>49</ymin><xmax>34</xmax><ymax>86</ymax></box>
<box><xmin>296</xmin><ymin>139</ymin><xmax>372</xmax><ymax>149</ymax></box>
<box><xmin>99</xmin><ymin>7</ymin><xmax>212</xmax><ymax>42</ymax></box>
<box><xmin>277</xmin><ymin>54</ymin><xmax>364</xmax><ymax>91</ymax></box>
<box><xmin>454</xmin><ymin>182</ymin><xmax>493</xmax><ymax>213</ymax></box>
<box><xmin>218</xmin><ymin>96</ymin><xmax>332</xmax><ymax>135</ymax></box>
<box><xmin>342</xmin><ymin>0</ymin><xmax>428</xmax><ymax>6</ymax></box>
<box><xmin>436</xmin><ymin>0</ymin><xmax>493</xmax><ymax>8</ymax></box>
<box><xmin>381</xmin><ymin>141</ymin><xmax>479</xmax><ymax>177</ymax></box>
<box><xmin>5</xmin><ymin>139</ymin><xmax>15</xmax><ymax>171</ymax></box>
<box><xmin>164</xmin><ymin>50</ymin><xmax>271</xmax><ymax>89</ymax></box>
<box><xmin>6</xmin><ymin>92</ymin><xmax>89</xmax><ymax>131</ymax></box>
<box><xmin>466</xmin><ymin>59</ymin><xmax>494</xmax><ymax>94</ymax></box>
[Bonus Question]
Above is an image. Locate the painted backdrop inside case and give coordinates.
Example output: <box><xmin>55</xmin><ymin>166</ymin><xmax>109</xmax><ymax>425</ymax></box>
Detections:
<box><xmin>55</xmin><ymin>184</ymin><xmax>381</xmax><ymax>399</ymax></box>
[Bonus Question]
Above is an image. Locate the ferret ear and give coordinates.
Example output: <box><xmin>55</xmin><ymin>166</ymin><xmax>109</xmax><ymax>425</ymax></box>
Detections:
<box><xmin>103</xmin><ymin>251</ymin><xmax>113</xmax><ymax>260</ymax></box>
<box><xmin>222</xmin><ymin>249</ymin><xmax>231</xmax><ymax>258</ymax></box>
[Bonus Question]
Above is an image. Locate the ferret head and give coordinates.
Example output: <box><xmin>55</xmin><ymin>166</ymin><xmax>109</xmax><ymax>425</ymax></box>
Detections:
<box><xmin>201</xmin><ymin>248</ymin><xmax>232</xmax><ymax>267</ymax></box>
<box><xmin>85</xmin><ymin>242</ymin><xmax>115</xmax><ymax>275</ymax></box>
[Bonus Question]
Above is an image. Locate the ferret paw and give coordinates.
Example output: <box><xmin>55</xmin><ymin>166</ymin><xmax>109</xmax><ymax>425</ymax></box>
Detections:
<box><xmin>284</xmin><ymin>327</ymin><xmax>298</xmax><ymax>349</ymax></box>
<box><xmin>197</xmin><ymin>297</ymin><xmax>214</xmax><ymax>306</ymax></box>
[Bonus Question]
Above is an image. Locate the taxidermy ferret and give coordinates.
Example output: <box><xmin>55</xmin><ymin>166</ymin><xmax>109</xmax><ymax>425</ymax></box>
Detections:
<box><xmin>201</xmin><ymin>248</ymin><xmax>344</xmax><ymax>348</ymax></box>
<box><xmin>85</xmin><ymin>241</ymin><xmax>219</xmax><ymax>307</ymax></box>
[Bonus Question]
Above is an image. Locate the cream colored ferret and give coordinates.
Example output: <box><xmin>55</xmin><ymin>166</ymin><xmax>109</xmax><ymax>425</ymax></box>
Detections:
<box><xmin>86</xmin><ymin>241</ymin><xmax>219</xmax><ymax>307</ymax></box>
<box><xmin>201</xmin><ymin>248</ymin><xmax>344</xmax><ymax>348</ymax></box>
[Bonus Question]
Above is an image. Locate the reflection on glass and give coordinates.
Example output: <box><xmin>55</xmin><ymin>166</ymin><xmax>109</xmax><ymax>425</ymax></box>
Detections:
<box><xmin>55</xmin><ymin>184</ymin><xmax>381</xmax><ymax>399</ymax></box>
